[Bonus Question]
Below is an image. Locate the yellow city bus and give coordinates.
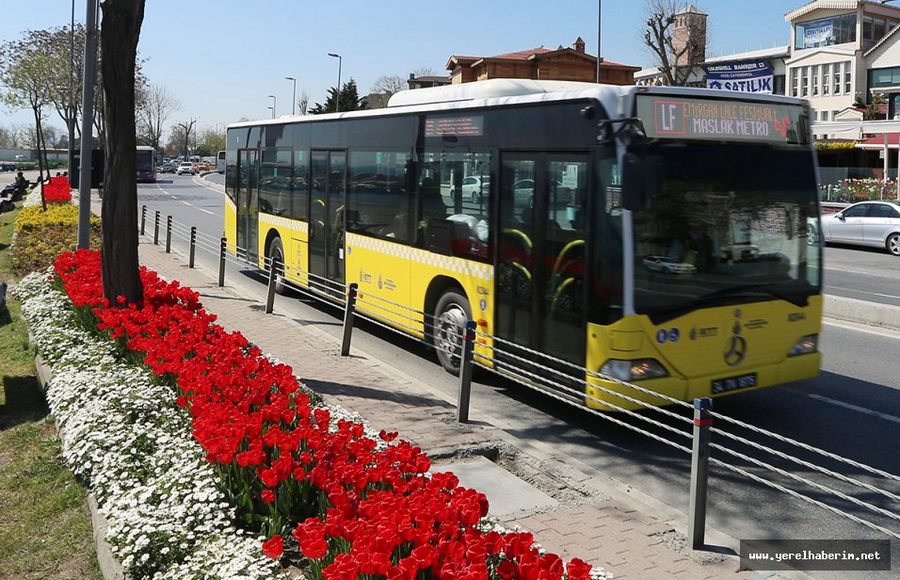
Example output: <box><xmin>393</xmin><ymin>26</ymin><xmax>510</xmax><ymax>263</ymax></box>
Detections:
<box><xmin>224</xmin><ymin>79</ymin><xmax>822</xmax><ymax>410</ymax></box>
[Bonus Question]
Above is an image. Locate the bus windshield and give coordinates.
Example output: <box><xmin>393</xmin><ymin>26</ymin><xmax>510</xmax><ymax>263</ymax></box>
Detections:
<box><xmin>136</xmin><ymin>150</ymin><xmax>154</xmax><ymax>172</ymax></box>
<box><xmin>631</xmin><ymin>142</ymin><xmax>821</xmax><ymax>323</ymax></box>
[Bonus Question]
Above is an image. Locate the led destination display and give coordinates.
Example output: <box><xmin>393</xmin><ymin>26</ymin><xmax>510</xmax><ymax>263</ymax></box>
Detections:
<box><xmin>636</xmin><ymin>95</ymin><xmax>808</xmax><ymax>144</ymax></box>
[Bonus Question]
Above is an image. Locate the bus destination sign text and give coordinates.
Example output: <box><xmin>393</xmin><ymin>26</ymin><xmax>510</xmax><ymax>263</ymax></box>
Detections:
<box><xmin>637</xmin><ymin>95</ymin><xmax>807</xmax><ymax>144</ymax></box>
<box><xmin>425</xmin><ymin>115</ymin><xmax>484</xmax><ymax>138</ymax></box>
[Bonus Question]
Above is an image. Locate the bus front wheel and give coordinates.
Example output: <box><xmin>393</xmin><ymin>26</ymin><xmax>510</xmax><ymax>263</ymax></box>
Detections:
<box><xmin>433</xmin><ymin>290</ymin><xmax>471</xmax><ymax>375</ymax></box>
<box><xmin>267</xmin><ymin>237</ymin><xmax>287</xmax><ymax>294</ymax></box>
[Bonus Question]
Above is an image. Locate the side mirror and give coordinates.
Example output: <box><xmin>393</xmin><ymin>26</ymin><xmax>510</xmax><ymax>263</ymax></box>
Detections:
<box><xmin>622</xmin><ymin>152</ymin><xmax>645</xmax><ymax>211</ymax></box>
<box><xmin>836</xmin><ymin>213</ymin><xmax>845</xmax><ymax>221</ymax></box>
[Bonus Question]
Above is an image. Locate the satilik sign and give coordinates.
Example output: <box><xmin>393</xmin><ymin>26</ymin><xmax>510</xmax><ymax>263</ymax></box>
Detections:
<box><xmin>703</xmin><ymin>60</ymin><xmax>774</xmax><ymax>94</ymax></box>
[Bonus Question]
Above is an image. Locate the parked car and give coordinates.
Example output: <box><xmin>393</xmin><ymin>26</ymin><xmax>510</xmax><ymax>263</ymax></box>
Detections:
<box><xmin>512</xmin><ymin>178</ymin><xmax>570</xmax><ymax>208</ymax></box>
<box><xmin>451</xmin><ymin>175</ymin><xmax>490</xmax><ymax>203</ymax></box>
<box><xmin>820</xmin><ymin>200</ymin><xmax>900</xmax><ymax>256</ymax></box>
<box><xmin>177</xmin><ymin>161</ymin><xmax>196</xmax><ymax>175</ymax></box>
<box><xmin>642</xmin><ymin>255</ymin><xmax>697</xmax><ymax>274</ymax></box>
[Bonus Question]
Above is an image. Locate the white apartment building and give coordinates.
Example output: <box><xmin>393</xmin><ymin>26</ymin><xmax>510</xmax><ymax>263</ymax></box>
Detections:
<box><xmin>785</xmin><ymin>0</ymin><xmax>900</xmax><ymax>136</ymax></box>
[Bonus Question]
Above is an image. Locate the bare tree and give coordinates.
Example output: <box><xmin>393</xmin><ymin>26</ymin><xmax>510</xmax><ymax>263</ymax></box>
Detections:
<box><xmin>172</xmin><ymin>119</ymin><xmax>196</xmax><ymax>158</ymax></box>
<box><xmin>412</xmin><ymin>66</ymin><xmax>437</xmax><ymax>77</ymax></box>
<box><xmin>100</xmin><ymin>0</ymin><xmax>146</xmax><ymax>306</ymax></box>
<box><xmin>298</xmin><ymin>91</ymin><xmax>309</xmax><ymax>116</ymax></box>
<box><xmin>371</xmin><ymin>74</ymin><xmax>406</xmax><ymax>96</ymax></box>
<box><xmin>643</xmin><ymin>0</ymin><xmax>707</xmax><ymax>86</ymax></box>
<box><xmin>137</xmin><ymin>83</ymin><xmax>180</xmax><ymax>152</ymax></box>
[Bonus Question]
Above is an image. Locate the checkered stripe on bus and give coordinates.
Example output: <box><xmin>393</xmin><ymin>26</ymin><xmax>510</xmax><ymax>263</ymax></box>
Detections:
<box><xmin>259</xmin><ymin>213</ymin><xmax>309</xmax><ymax>234</ymax></box>
<box><xmin>346</xmin><ymin>233</ymin><xmax>493</xmax><ymax>282</ymax></box>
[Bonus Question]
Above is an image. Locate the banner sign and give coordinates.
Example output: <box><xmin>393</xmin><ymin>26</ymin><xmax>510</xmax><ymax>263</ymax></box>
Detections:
<box><xmin>636</xmin><ymin>95</ymin><xmax>809</xmax><ymax>145</ymax></box>
<box><xmin>804</xmin><ymin>21</ymin><xmax>833</xmax><ymax>47</ymax></box>
<box><xmin>703</xmin><ymin>60</ymin><xmax>774</xmax><ymax>94</ymax></box>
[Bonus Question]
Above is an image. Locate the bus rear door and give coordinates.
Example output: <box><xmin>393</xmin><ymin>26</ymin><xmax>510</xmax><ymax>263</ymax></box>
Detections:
<box><xmin>309</xmin><ymin>150</ymin><xmax>346</xmax><ymax>299</ymax></box>
<box><xmin>237</xmin><ymin>149</ymin><xmax>259</xmax><ymax>260</ymax></box>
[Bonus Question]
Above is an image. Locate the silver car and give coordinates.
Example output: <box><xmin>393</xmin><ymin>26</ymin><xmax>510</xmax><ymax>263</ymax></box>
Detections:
<box><xmin>821</xmin><ymin>201</ymin><xmax>900</xmax><ymax>255</ymax></box>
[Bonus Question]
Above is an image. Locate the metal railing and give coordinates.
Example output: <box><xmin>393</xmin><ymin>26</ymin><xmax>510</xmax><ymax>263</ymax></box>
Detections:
<box><xmin>138</xmin><ymin>205</ymin><xmax>900</xmax><ymax>548</ymax></box>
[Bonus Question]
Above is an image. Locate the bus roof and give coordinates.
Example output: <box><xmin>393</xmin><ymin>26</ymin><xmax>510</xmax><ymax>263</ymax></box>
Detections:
<box><xmin>225</xmin><ymin>80</ymin><xmax>810</xmax><ymax>131</ymax></box>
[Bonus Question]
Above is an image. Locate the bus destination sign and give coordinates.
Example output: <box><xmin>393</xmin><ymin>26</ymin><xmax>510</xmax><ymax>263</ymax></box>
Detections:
<box><xmin>425</xmin><ymin>115</ymin><xmax>484</xmax><ymax>138</ymax></box>
<box><xmin>636</xmin><ymin>95</ymin><xmax>807</xmax><ymax>144</ymax></box>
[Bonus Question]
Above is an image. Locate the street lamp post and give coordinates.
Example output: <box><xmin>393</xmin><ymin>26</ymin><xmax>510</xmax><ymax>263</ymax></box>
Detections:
<box><xmin>596</xmin><ymin>0</ymin><xmax>603</xmax><ymax>83</ymax></box>
<box><xmin>267</xmin><ymin>94</ymin><xmax>276</xmax><ymax>118</ymax></box>
<box><xmin>285</xmin><ymin>76</ymin><xmax>297</xmax><ymax>115</ymax></box>
<box><xmin>328</xmin><ymin>53</ymin><xmax>342</xmax><ymax>113</ymax></box>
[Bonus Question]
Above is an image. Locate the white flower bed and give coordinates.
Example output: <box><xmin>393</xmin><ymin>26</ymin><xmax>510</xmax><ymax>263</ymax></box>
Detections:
<box><xmin>13</xmin><ymin>270</ymin><xmax>287</xmax><ymax>580</ymax></box>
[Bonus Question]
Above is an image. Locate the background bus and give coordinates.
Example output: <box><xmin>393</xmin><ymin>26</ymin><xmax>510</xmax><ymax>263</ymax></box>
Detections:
<box><xmin>136</xmin><ymin>145</ymin><xmax>156</xmax><ymax>183</ymax></box>
<box><xmin>223</xmin><ymin>79</ymin><xmax>821</xmax><ymax>410</ymax></box>
<box><xmin>216</xmin><ymin>150</ymin><xmax>226</xmax><ymax>174</ymax></box>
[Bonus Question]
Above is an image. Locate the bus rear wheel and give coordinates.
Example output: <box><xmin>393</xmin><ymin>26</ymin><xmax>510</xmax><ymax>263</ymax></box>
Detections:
<box><xmin>433</xmin><ymin>290</ymin><xmax>471</xmax><ymax>375</ymax></box>
<box><xmin>267</xmin><ymin>237</ymin><xmax>287</xmax><ymax>294</ymax></box>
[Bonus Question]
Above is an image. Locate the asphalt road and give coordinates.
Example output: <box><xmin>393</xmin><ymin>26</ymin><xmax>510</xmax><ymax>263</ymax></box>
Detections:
<box><xmin>138</xmin><ymin>174</ymin><xmax>899</xmax><ymax>578</ymax></box>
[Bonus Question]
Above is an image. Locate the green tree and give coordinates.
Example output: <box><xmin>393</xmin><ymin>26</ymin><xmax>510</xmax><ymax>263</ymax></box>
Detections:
<box><xmin>310</xmin><ymin>79</ymin><xmax>366</xmax><ymax>114</ymax></box>
<box><xmin>0</xmin><ymin>31</ymin><xmax>54</xmax><ymax>205</ymax></box>
<box><xmin>100</xmin><ymin>0</ymin><xmax>146</xmax><ymax>306</ymax></box>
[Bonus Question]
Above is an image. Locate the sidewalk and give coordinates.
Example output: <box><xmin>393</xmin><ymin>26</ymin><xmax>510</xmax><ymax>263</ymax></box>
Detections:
<box><xmin>130</xmin><ymin>233</ymin><xmax>770</xmax><ymax>580</ymax></box>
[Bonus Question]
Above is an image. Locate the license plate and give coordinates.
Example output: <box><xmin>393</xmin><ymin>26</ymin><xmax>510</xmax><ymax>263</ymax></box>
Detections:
<box><xmin>711</xmin><ymin>372</ymin><xmax>757</xmax><ymax>394</ymax></box>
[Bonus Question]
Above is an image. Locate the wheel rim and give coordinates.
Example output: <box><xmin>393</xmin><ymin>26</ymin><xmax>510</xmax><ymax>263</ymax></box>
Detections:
<box><xmin>890</xmin><ymin>235</ymin><xmax>900</xmax><ymax>256</ymax></box>
<box><xmin>436</xmin><ymin>303</ymin><xmax>467</xmax><ymax>366</ymax></box>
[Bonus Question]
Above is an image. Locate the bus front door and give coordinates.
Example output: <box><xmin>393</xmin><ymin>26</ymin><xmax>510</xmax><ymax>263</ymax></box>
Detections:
<box><xmin>237</xmin><ymin>149</ymin><xmax>259</xmax><ymax>261</ymax></box>
<box><xmin>496</xmin><ymin>152</ymin><xmax>589</xmax><ymax>378</ymax></box>
<box><xmin>309</xmin><ymin>150</ymin><xmax>346</xmax><ymax>298</ymax></box>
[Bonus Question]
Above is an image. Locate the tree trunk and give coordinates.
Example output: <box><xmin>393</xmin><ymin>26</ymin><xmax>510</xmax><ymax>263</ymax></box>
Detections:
<box><xmin>32</xmin><ymin>106</ymin><xmax>46</xmax><ymax>211</ymax></box>
<box><xmin>100</xmin><ymin>0</ymin><xmax>145</xmax><ymax>307</ymax></box>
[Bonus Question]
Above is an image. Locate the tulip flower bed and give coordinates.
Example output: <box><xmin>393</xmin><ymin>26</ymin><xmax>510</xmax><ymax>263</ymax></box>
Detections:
<box><xmin>43</xmin><ymin>175</ymin><xmax>73</xmax><ymax>203</ymax></box>
<box><xmin>41</xmin><ymin>248</ymin><xmax>599</xmax><ymax>579</ymax></box>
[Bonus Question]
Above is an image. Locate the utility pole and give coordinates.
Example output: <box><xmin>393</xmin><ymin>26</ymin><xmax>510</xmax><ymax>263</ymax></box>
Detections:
<box><xmin>77</xmin><ymin>0</ymin><xmax>99</xmax><ymax>249</ymax></box>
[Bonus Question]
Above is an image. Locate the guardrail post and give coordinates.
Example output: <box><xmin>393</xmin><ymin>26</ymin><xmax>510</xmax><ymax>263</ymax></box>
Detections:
<box><xmin>189</xmin><ymin>227</ymin><xmax>196</xmax><ymax>268</ymax></box>
<box><xmin>140</xmin><ymin>205</ymin><xmax>146</xmax><ymax>236</ymax></box>
<box><xmin>165</xmin><ymin>215</ymin><xmax>172</xmax><ymax>253</ymax></box>
<box><xmin>688</xmin><ymin>397</ymin><xmax>714</xmax><ymax>549</ymax></box>
<box><xmin>218</xmin><ymin>237</ymin><xmax>226</xmax><ymax>287</ymax></box>
<box><xmin>153</xmin><ymin>210</ymin><xmax>160</xmax><ymax>245</ymax></box>
<box><xmin>340</xmin><ymin>283</ymin><xmax>359</xmax><ymax>356</ymax></box>
<box><xmin>265</xmin><ymin>257</ymin><xmax>278</xmax><ymax>314</ymax></box>
<box><xmin>456</xmin><ymin>320</ymin><xmax>477</xmax><ymax>423</ymax></box>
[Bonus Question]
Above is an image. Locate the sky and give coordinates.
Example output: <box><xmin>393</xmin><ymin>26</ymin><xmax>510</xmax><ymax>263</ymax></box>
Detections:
<box><xmin>0</xmin><ymin>0</ymin><xmax>808</xmax><ymax>138</ymax></box>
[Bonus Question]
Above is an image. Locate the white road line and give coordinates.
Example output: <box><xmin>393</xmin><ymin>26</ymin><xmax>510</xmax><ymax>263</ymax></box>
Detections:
<box><xmin>823</xmin><ymin>318</ymin><xmax>900</xmax><ymax>340</ymax></box>
<box><xmin>154</xmin><ymin>183</ymin><xmax>215</xmax><ymax>215</ymax></box>
<box><xmin>827</xmin><ymin>285</ymin><xmax>900</xmax><ymax>301</ymax></box>
<box><xmin>807</xmin><ymin>393</ymin><xmax>900</xmax><ymax>425</ymax></box>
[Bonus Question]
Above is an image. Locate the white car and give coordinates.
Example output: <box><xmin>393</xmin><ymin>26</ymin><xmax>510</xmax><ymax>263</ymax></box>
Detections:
<box><xmin>820</xmin><ymin>200</ymin><xmax>900</xmax><ymax>256</ymax></box>
<box><xmin>176</xmin><ymin>162</ymin><xmax>196</xmax><ymax>175</ymax></box>
<box><xmin>451</xmin><ymin>176</ymin><xmax>490</xmax><ymax>203</ymax></box>
<box><xmin>642</xmin><ymin>255</ymin><xmax>697</xmax><ymax>274</ymax></box>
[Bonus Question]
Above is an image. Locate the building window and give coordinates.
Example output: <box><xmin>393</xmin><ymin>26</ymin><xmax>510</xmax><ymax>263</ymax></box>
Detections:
<box><xmin>823</xmin><ymin>64</ymin><xmax>831</xmax><ymax>95</ymax></box>
<box><xmin>791</xmin><ymin>68</ymin><xmax>800</xmax><ymax>96</ymax></box>
<box><xmin>801</xmin><ymin>66</ymin><xmax>809</xmax><ymax>97</ymax></box>
<box><xmin>812</xmin><ymin>65</ymin><xmax>820</xmax><ymax>95</ymax></box>
<box><xmin>845</xmin><ymin>65</ymin><xmax>852</xmax><ymax>94</ymax></box>
<box><xmin>794</xmin><ymin>13</ymin><xmax>857</xmax><ymax>49</ymax></box>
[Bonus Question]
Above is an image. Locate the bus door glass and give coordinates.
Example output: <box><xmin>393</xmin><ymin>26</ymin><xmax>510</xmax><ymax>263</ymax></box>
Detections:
<box><xmin>310</xmin><ymin>150</ymin><xmax>346</xmax><ymax>297</ymax></box>
<box><xmin>237</xmin><ymin>149</ymin><xmax>259</xmax><ymax>260</ymax></box>
<box><xmin>496</xmin><ymin>153</ymin><xmax>589</xmax><ymax>367</ymax></box>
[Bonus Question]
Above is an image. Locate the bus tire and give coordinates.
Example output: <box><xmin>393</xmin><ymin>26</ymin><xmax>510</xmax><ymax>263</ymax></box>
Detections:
<box><xmin>433</xmin><ymin>290</ymin><xmax>471</xmax><ymax>375</ymax></box>
<box><xmin>267</xmin><ymin>236</ymin><xmax>288</xmax><ymax>294</ymax></box>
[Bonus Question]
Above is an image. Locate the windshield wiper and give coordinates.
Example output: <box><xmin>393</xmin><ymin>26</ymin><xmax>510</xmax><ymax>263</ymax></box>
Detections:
<box><xmin>642</xmin><ymin>283</ymin><xmax>813</xmax><ymax>325</ymax></box>
<box><xmin>703</xmin><ymin>283</ymin><xmax>809</xmax><ymax>307</ymax></box>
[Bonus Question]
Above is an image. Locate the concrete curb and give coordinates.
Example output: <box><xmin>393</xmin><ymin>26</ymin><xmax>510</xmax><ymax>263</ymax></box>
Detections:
<box><xmin>194</xmin><ymin>172</ymin><xmax>225</xmax><ymax>194</ymax></box>
<box><xmin>33</xmin><ymin>353</ymin><xmax>124</xmax><ymax>580</ymax></box>
<box><xmin>824</xmin><ymin>294</ymin><xmax>900</xmax><ymax>331</ymax></box>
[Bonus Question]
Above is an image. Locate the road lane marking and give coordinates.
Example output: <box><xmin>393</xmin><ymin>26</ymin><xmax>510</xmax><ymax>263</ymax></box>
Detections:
<box><xmin>826</xmin><ymin>285</ymin><xmax>900</xmax><ymax>301</ymax></box>
<box><xmin>807</xmin><ymin>393</ymin><xmax>900</xmax><ymax>425</ymax></box>
<box><xmin>154</xmin><ymin>183</ymin><xmax>215</xmax><ymax>215</ymax></box>
<box><xmin>824</xmin><ymin>267</ymin><xmax>900</xmax><ymax>280</ymax></box>
<box><xmin>823</xmin><ymin>319</ymin><xmax>900</xmax><ymax>340</ymax></box>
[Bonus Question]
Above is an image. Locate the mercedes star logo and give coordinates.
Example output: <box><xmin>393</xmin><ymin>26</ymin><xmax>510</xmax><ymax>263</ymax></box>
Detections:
<box><xmin>724</xmin><ymin>335</ymin><xmax>747</xmax><ymax>367</ymax></box>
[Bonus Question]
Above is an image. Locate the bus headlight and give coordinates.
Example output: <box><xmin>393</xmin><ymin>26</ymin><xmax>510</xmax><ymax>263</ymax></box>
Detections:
<box><xmin>600</xmin><ymin>358</ymin><xmax>668</xmax><ymax>381</ymax></box>
<box><xmin>788</xmin><ymin>334</ymin><xmax>818</xmax><ymax>357</ymax></box>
